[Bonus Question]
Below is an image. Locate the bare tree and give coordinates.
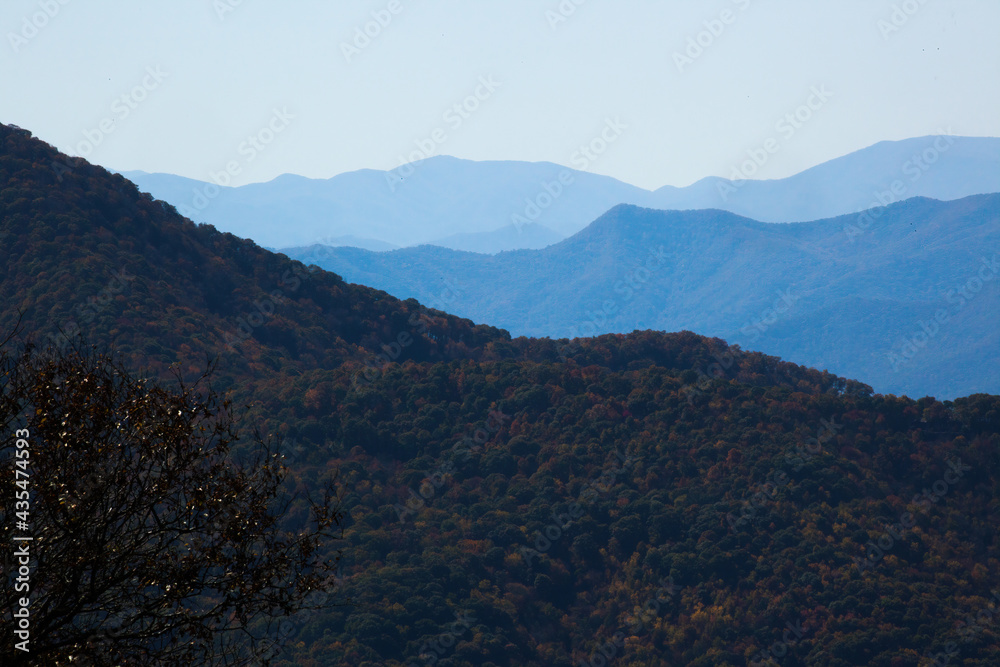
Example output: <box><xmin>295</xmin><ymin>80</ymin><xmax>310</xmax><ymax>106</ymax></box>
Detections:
<box><xmin>0</xmin><ymin>341</ymin><xmax>343</xmax><ymax>665</ymax></box>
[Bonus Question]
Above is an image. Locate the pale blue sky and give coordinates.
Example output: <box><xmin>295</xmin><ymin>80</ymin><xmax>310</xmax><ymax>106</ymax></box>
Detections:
<box><xmin>2</xmin><ymin>0</ymin><xmax>997</xmax><ymax>189</ymax></box>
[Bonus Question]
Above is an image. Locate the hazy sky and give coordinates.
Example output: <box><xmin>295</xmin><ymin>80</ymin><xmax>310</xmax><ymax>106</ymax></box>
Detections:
<box><xmin>2</xmin><ymin>0</ymin><xmax>998</xmax><ymax>189</ymax></box>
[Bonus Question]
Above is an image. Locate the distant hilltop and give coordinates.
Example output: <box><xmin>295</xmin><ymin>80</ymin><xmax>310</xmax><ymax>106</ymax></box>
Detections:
<box><xmin>119</xmin><ymin>135</ymin><xmax>1000</xmax><ymax>254</ymax></box>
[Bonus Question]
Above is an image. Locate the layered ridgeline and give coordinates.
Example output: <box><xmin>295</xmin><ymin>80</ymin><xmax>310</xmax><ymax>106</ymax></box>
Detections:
<box><xmin>3</xmin><ymin>123</ymin><xmax>1000</xmax><ymax>666</ymax></box>
<box><xmin>285</xmin><ymin>197</ymin><xmax>1000</xmax><ymax>401</ymax></box>
<box><xmin>120</xmin><ymin>135</ymin><xmax>1000</xmax><ymax>252</ymax></box>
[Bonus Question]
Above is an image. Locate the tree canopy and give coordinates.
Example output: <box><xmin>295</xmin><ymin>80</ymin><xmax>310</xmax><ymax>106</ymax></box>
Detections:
<box><xmin>0</xmin><ymin>341</ymin><xmax>343</xmax><ymax>665</ymax></box>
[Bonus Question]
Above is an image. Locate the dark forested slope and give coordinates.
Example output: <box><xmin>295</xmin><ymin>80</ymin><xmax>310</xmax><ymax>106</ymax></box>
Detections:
<box><xmin>284</xmin><ymin>196</ymin><xmax>1000</xmax><ymax>400</ymax></box>
<box><xmin>2</xmin><ymin>123</ymin><xmax>999</xmax><ymax>666</ymax></box>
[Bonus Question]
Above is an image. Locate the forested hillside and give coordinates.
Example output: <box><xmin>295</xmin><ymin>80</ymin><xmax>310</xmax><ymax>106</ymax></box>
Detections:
<box><xmin>284</xmin><ymin>196</ymin><xmax>1000</xmax><ymax>401</ymax></box>
<box><xmin>2</xmin><ymin>123</ymin><xmax>1000</xmax><ymax>666</ymax></box>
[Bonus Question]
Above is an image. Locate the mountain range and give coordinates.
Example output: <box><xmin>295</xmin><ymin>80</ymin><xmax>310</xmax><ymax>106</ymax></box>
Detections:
<box><xmin>121</xmin><ymin>135</ymin><xmax>1000</xmax><ymax>254</ymax></box>
<box><xmin>5</xmin><ymin>123</ymin><xmax>1000</xmax><ymax>666</ymax></box>
<box><xmin>282</xmin><ymin>195</ymin><xmax>1000</xmax><ymax>401</ymax></box>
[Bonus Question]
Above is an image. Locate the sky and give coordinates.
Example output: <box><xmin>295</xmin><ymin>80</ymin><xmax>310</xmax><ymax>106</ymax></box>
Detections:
<box><xmin>2</xmin><ymin>0</ymin><xmax>998</xmax><ymax>190</ymax></box>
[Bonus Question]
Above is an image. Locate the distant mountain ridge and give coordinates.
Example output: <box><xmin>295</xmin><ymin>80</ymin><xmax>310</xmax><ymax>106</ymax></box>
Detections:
<box><xmin>283</xmin><ymin>195</ymin><xmax>1000</xmax><ymax>400</ymax></box>
<box><xmin>120</xmin><ymin>135</ymin><xmax>1000</xmax><ymax>253</ymax></box>
<box><xmin>7</xmin><ymin>122</ymin><xmax>1000</xmax><ymax>667</ymax></box>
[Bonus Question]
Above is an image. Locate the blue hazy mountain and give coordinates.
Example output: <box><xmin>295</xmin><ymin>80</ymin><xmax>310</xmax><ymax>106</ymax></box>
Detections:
<box><xmin>121</xmin><ymin>158</ymin><xmax>645</xmax><ymax>250</ymax></box>
<box><xmin>281</xmin><ymin>194</ymin><xmax>1000</xmax><ymax>400</ymax></box>
<box><xmin>121</xmin><ymin>135</ymin><xmax>999</xmax><ymax>253</ymax></box>
<box><xmin>429</xmin><ymin>222</ymin><xmax>565</xmax><ymax>253</ymax></box>
<box><xmin>658</xmin><ymin>134</ymin><xmax>1000</xmax><ymax>222</ymax></box>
